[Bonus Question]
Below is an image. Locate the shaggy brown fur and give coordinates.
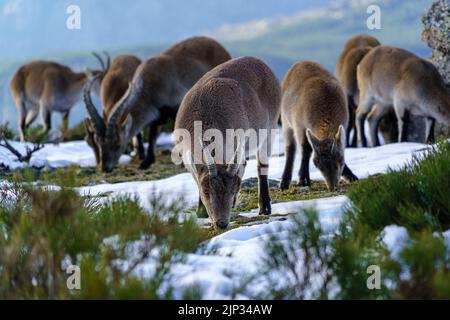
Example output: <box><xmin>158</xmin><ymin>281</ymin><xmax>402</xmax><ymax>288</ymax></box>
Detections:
<box><xmin>175</xmin><ymin>56</ymin><xmax>281</xmax><ymax>229</ymax></box>
<box><xmin>85</xmin><ymin>36</ymin><xmax>231</xmax><ymax>172</ymax></box>
<box><xmin>356</xmin><ymin>46</ymin><xmax>450</xmax><ymax>145</ymax></box>
<box><xmin>335</xmin><ymin>34</ymin><xmax>381</xmax><ymax>147</ymax></box>
<box><xmin>11</xmin><ymin>58</ymin><xmax>105</xmax><ymax>142</ymax></box>
<box><xmin>280</xmin><ymin>61</ymin><xmax>358</xmax><ymax>192</ymax></box>
<box><xmin>84</xmin><ymin>55</ymin><xmax>142</xmax><ymax>169</ymax></box>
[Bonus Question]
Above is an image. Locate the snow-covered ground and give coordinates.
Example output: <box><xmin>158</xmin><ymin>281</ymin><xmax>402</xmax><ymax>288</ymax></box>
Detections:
<box><xmin>0</xmin><ymin>130</ymin><xmax>438</xmax><ymax>298</ymax></box>
<box><xmin>0</xmin><ymin>132</ymin><xmax>174</xmax><ymax>169</ymax></box>
<box><xmin>77</xmin><ymin>138</ymin><xmax>428</xmax><ymax>211</ymax></box>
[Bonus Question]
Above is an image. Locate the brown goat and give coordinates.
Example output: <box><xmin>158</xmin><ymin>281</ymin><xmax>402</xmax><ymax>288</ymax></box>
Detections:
<box><xmin>84</xmin><ymin>54</ymin><xmax>142</xmax><ymax>169</ymax></box>
<box><xmin>10</xmin><ymin>53</ymin><xmax>108</xmax><ymax>142</ymax></box>
<box><xmin>280</xmin><ymin>61</ymin><xmax>358</xmax><ymax>192</ymax></box>
<box><xmin>85</xmin><ymin>36</ymin><xmax>231</xmax><ymax>172</ymax></box>
<box><xmin>356</xmin><ymin>46</ymin><xmax>450</xmax><ymax>146</ymax></box>
<box><xmin>174</xmin><ymin>56</ymin><xmax>281</xmax><ymax>229</ymax></box>
<box><xmin>335</xmin><ymin>34</ymin><xmax>380</xmax><ymax>147</ymax></box>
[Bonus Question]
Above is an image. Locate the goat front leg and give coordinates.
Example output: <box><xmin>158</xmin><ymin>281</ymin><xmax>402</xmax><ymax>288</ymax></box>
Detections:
<box><xmin>59</xmin><ymin>110</ymin><xmax>70</xmax><ymax>142</ymax></box>
<box><xmin>396</xmin><ymin>109</ymin><xmax>410</xmax><ymax>142</ymax></box>
<box><xmin>139</xmin><ymin>121</ymin><xmax>159</xmax><ymax>170</ymax></box>
<box><xmin>133</xmin><ymin>133</ymin><xmax>146</xmax><ymax>160</ymax></box>
<box><xmin>257</xmin><ymin>137</ymin><xmax>271</xmax><ymax>215</ymax></box>
<box><xmin>355</xmin><ymin>107</ymin><xmax>369</xmax><ymax>147</ymax></box>
<box><xmin>299</xmin><ymin>130</ymin><xmax>312</xmax><ymax>187</ymax></box>
<box><xmin>258</xmin><ymin>162</ymin><xmax>271</xmax><ymax>215</ymax></box>
<box><xmin>367</xmin><ymin>104</ymin><xmax>392</xmax><ymax>147</ymax></box>
<box><xmin>342</xmin><ymin>164</ymin><xmax>358</xmax><ymax>182</ymax></box>
<box><xmin>347</xmin><ymin>95</ymin><xmax>358</xmax><ymax>148</ymax></box>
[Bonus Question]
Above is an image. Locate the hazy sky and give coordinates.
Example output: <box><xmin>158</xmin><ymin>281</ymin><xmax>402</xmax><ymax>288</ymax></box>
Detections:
<box><xmin>0</xmin><ymin>0</ymin><xmax>331</xmax><ymax>59</ymax></box>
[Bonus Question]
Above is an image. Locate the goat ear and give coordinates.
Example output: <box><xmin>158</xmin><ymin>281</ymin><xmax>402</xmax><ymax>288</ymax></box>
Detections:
<box><xmin>306</xmin><ymin>129</ymin><xmax>321</xmax><ymax>153</ymax></box>
<box><xmin>335</xmin><ymin>125</ymin><xmax>346</xmax><ymax>147</ymax></box>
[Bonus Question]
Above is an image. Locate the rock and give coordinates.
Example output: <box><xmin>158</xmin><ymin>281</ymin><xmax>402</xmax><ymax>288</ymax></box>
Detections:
<box><xmin>422</xmin><ymin>0</ymin><xmax>450</xmax><ymax>137</ymax></box>
<box><xmin>422</xmin><ymin>1</ymin><xmax>450</xmax><ymax>72</ymax></box>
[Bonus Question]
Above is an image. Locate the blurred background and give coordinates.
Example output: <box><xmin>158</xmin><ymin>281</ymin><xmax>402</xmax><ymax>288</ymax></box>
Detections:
<box><xmin>0</xmin><ymin>0</ymin><xmax>435</xmax><ymax>130</ymax></box>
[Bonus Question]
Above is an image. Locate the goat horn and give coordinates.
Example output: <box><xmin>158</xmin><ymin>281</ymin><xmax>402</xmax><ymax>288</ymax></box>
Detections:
<box><xmin>83</xmin><ymin>74</ymin><xmax>105</xmax><ymax>135</ymax></box>
<box><xmin>103</xmin><ymin>51</ymin><xmax>111</xmax><ymax>71</ymax></box>
<box><xmin>92</xmin><ymin>52</ymin><xmax>105</xmax><ymax>71</ymax></box>
<box><xmin>106</xmin><ymin>83</ymin><xmax>132</xmax><ymax>135</ymax></box>
<box><xmin>199</xmin><ymin>137</ymin><xmax>217</xmax><ymax>176</ymax></box>
<box><xmin>106</xmin><ymin>76</ymin><xmax>143</xmax><ymax>136</ymax></box>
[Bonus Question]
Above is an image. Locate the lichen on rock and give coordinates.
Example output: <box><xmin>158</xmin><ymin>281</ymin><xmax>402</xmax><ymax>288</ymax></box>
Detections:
<box><xmin>422</xmin><ymin>0</ymin><xmax>450</xmax><ymax>86</ymax></box>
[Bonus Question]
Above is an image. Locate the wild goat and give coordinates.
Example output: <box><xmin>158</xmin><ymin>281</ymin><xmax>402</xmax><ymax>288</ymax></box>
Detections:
<box><xmin>336</xmin><ymin>34</ymin><xmax>380</xmax><ymax>147</ymax></box>
<box><xmin>84</xmin><ymin>36</ymin><xmax>231</xmax><ymax>172</ymax></box>
<box><xmin>84</xmin><ymin>55</ymin><xmax>142</xmax><ymax>169</ymax></box>
<box><xmin>280</xmin><ymin>61</ymin><xmax>358</xmax><ymax>192</ymax></box>
<box><xmin>174</xmin><ymin>56</ymin><xmax>281</xmax><ymax>229</ymax></box>
<box><xmin>356</xmin><ymin>46</ymin><xmax>450</xmax><ymax>146</ymax></box>
<box><xmin>10</xmin><ymin>52</ymin><xmax>109</xmax><ymax>142</ymax></box>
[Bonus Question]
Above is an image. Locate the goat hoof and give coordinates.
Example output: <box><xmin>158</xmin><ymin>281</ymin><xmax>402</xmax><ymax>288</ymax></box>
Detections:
<box><xmin>259</xmin><ymin>204</ymin><xmax>271</xmax><ymax>216</ymax></box>
<box><xmin>138</xmin><ymin>161</ymin><xmax>152</xmax><ymax>170</ymax></box>
<box><xmin>279</xmin><ymin>180</ymin><xmax>290</xmax><ymax>190</ymax></box>
<box><xmin>299</xmin><ymin>178</ymin><xmax>311</xmax><ymax>187</ymax></box>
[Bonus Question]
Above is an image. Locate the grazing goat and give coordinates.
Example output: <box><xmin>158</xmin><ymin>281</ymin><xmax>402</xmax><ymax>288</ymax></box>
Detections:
<box><xmin>280</xmin><ymin>61</ymin><xmax>358</xmax><ymax>192</ymax></box>
<box><xmin>11</xmin><ymin>52</ymin><xmax>108</xmax><ymax>142</ymax></box>
<box><xmin>84</xmin><ymin>36</ymin><xmax>231</xmax><ymax>172</ymax></box>
<box><xmin>174</xmin><ymin>56</ymin><xmax>281</xmax><ymax>229</ymax></box>
<box><xmin>84</xmin><ymin>54</ymin><xmax>142</xmax><ymax>169</ymax></box>
<box><xmin>356</xmin><ymin>46</ymin><xmax>450</xmax><ymax>146</ymax></box>
<box><xmin>336</xmin><ymin>34</ymin><xmax>381</xmax><ymax>147</ymax></box>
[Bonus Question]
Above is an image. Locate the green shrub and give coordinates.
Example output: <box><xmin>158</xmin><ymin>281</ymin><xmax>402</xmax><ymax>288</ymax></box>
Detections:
<box><xmin>254</xmin><ymin>209</ymin><xmax>333</xmax><ymax>300</ymax></box>
<box><xmin>347</xmin><ymin>142</ymin><xmax>450</xmax><ymax>231</ymax></box>
<box><xmin>0</xmin><ymin>122</ymin><xmax>16</xmax><ymax>140</ymax></box>
<box><xmin>0</xmin><ymin>179</ymin><xmax>202</xmax><ymax>299</ymax></box>
<box><xmin>25</xmin><ymin>125</ymin><xmax>49</xmax><ymax>144</ymax></box>
<box><xmin>62</xmin><ymin>121</ymin><xmax>87</xmax><ymax>142</ymax></box>
<box><xmin>250</xmin><ymin>142</ymin><xmax>450</xmax><ymax>299</ymax></box>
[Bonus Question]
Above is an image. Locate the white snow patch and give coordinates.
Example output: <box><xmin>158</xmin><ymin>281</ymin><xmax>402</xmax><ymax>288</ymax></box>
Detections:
<box><xmin>0</xmin><ymin>133</ymin><xmax>174</xmax><ymax>170</ymax></box>
<box><xmin>75</xmin><ymin>129</ymin><xmax>429</xmax><ymax>211</ymax></box>
<box><xmin>381</xmin><ymin>225</ymin><xmax>409</xmax><ymax>259</ymax></box>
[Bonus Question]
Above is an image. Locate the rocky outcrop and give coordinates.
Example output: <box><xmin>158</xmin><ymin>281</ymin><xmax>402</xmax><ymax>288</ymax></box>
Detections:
<box><xmin>422</xmin><ymin>0</ymin><xmax>450</xmax><ymax>87</ymax></box>
<box><xmin>422</xmin><ymin>0</ymin><xmax>450</xmax><ymax>137</ymax></box>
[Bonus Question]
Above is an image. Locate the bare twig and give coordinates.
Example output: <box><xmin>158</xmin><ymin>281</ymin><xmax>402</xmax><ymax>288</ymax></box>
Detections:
<box><xmin>0</xmin><ymin>133</ymin><xmax>44</xmax><ymax>163</ymax></box>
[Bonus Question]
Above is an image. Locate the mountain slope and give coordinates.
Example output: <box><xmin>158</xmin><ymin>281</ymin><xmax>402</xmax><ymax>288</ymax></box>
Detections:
<box><xmin>225</xmin><ymin>0</ymin><xmax>434</xmax><ymax>76</ymax></box>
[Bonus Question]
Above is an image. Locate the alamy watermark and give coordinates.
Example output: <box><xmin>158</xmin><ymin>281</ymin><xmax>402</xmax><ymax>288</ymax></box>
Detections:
<box><xmin>171</xmin><ymin>122</ymin><xmax>278</xmax><ymax>175</ymax></box>
<box><xmin>366</xmin><ymin>265</ymin><xmax>381</xmax><ymax>290</ymax></box>
<box><xmin>366</xmin><ymin>4</ymin><xmax>381</xmax><ymax>30</ymax></box>
<box><xmin>66</xmin><ymin>265</ymin><xmax>81</xmax><ymax>290</ymax></box>
<box><xmin>66</xmin><ymin>5</ymin><xmax>81</xmax><ymax>30</ymax></box>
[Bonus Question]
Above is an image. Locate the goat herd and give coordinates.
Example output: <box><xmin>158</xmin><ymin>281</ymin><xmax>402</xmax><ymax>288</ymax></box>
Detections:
<box><xmin>9</xmin><ymin>35</ymin><xmax>450</xmax><ymax>229</ymax></box>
